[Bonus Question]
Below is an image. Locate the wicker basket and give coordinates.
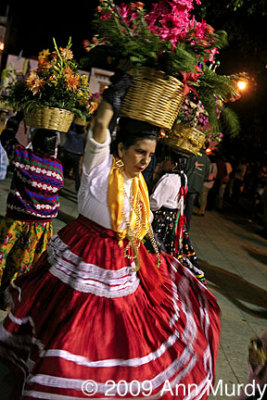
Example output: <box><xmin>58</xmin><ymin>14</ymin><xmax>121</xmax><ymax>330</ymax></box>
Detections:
<box><xmin>74</xmin><ymin>117</ymin><xmax>87</xmax><ymax>126</ymax></box>
<box><xmin>24</xmin><ymin>107</ymin><xmax>74</xmax><ymax>132</ymax></box>
<box><xmin>120</xmin><ymin>67</ymin><xmax>184</xmax><ymax>130</ymax></box>
<box><xmin>165</xmin><ymin>123</ymin><xmax>206</xmax><ymax>155</ymax></box>
<box><xmin>0</xmin><ymin>100</ymin><xmax>13</xmax><ymax>112</ymax></box>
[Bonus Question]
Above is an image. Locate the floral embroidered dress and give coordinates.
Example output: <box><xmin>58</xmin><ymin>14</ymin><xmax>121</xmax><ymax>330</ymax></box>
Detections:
<box><xmin>0</xmin><ymin>130</ymin><xmax>220</xmax><ymax>399</ymax></box>
<box><xmin>0</xmin><ymin>135</ymin><xmax>63</xmax><ymax>301</ymax></box>
<box><xmin>150</xmin><ymin>170</ymin><xmax>206</xmax><ymax>284</ymax></box>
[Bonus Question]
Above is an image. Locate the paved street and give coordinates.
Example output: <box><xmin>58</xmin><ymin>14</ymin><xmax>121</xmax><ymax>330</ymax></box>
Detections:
<box><xmin>0</xmin><ymin>172</ymin><xmax>266</xmax><ymax>399</ymax></box>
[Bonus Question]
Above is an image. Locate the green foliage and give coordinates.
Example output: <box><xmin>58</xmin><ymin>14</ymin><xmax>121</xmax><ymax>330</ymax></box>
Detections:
<box><xmin>219</xmin><ymin>107</ymin><xmax>240</xmax><ymax>137</ymax></box>
<box><xmin>193</xmin><ymin>66</ymin><xmax>247</xmax><ymax>132</ymax></box>
<box><xmin>226</xmin><ymin>0</ymin><xmax>267</xmax><ymax>15</ymax></box>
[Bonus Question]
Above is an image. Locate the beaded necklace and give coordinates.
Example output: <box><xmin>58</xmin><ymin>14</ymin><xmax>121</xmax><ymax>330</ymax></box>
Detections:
<box><xmin>122</xmin><ymin>179</ymin><xmax>161</xmax><ymax>271</ymax></box>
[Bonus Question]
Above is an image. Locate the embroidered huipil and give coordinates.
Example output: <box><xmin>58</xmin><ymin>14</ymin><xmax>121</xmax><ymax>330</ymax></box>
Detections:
<box><xmin>5</xmin><ymin>144</ymin><xmax>64</xmax><ymax>221</ymax></box>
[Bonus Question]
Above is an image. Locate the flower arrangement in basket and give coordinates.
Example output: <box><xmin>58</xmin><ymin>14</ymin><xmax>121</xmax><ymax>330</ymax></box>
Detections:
<box><xmin>0</xmin><ymin>63</ymin><xmax>17</xmax><ymax>112</ymax></box>
<box><xmin>167</xmin><ymin>66</ymin><xmax>247</xmax><ymax>155</ymax></box>
<box><xmin>88</xmin><ymin>0</ymin><xmax>231</xmax><ymax>130</ymax></box>
<box><xmin>7</xmin><ymin>37</ymin><xmax>92</xmax><ymax>132</ymax></box>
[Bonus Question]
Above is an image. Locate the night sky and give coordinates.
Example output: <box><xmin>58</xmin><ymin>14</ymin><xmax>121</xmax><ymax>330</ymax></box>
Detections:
<box><xmin>0</xmin><ymin>1</ymin><xmax>100</xmax><ymax>61</ymax></box>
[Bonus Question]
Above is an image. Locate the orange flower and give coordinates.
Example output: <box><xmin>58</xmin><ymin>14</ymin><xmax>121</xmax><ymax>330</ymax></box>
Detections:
<box><xmin>59</xmin><ymin>47</ymin><xmax>73</xmax><ymax>60</ymax></box>
<box><xmin>37</xmin><ymin>59</ymin><xmax>53</xmax><ymax>74</ymax></box>
<box><xmin>63</xmin><ymin>67</ymin><xmax>74</xmax><ymax>77</ymax></box>
<box><xmin>129</xmin><ymin>3</ymin><xmax>137</xmax><ymax>11</ymax></box>
<box><xmin>136</xmin><ymin>2</ymin><xmax>144</xmax><ymax>9</ymax></box>
<box><xmin>25</xmin><ymin>71</ymin><xmax>44</xmax><ymax>95</ymax></box>
<box><xmin>205</xmin><ymin>25</ymin><xmax>215</xmax><ymax>35</ymax></box>
<box><xmin>129</xmin><ymin>2</ymin><xmax>143</xmax><ymax>11</ymax></box>
<box><xmin>89</xmin><ymin>102</ymin><xmax>99</xmax><ymax>114</ymax></box>
<box><xmin>65</xmin><ymin>74</ymin><xmax>80</xmax><ymax>91</ymax></box>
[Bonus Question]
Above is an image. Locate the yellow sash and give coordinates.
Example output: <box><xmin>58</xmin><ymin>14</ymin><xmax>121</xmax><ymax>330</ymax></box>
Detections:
<box><xmin>107</xmin><ymin>157</ymin><xmax>150</xmax><ymax>246</ymax></box>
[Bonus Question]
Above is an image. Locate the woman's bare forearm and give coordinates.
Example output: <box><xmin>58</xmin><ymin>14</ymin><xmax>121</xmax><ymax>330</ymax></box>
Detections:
<box><xmin>92</xmin><ymin>101</ymin><xmax>114</xmax><ymax>144</ymax></box>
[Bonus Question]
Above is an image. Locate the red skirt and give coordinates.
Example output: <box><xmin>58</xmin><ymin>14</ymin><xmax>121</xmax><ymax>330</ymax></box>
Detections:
<box><xmin>0</xmin><ymin>215</ymin><xmax>220</xmax><ymax>399</ymax></box>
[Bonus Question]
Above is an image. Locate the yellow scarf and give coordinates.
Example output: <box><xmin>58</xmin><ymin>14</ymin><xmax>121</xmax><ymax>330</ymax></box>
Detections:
<box><xmin>107</xmin><ymin>157</ymin><xmax>150</xmax><ymax>246</ymax></box>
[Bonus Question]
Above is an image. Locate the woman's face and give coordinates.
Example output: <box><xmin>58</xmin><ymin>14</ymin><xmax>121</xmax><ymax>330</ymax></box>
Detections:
<box><xmin>118</xmin><ymin>138</ymin><xmax>156</xmax><ymax>178</ymax></box>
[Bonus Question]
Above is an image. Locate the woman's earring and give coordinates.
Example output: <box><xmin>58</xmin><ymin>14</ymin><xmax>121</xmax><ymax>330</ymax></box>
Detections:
<box><xmin>115</xmin><ymin>159</ymin><xmax>124</xmax><ymax>168</ymax></box>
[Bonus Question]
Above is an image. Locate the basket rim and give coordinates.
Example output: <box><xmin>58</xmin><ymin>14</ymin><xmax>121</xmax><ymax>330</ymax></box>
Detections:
<box><xmin>24</xmin><ymin>106</ymin><xmax>74</xmax><ymax>115</ymax></box>
<box><xmin>133</xmin><ymin>66</ymin><xmax>184</xmax><ymax>85</ymax></box>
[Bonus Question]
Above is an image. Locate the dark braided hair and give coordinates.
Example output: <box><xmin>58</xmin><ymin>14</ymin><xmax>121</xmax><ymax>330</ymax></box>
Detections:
<box><xmin>31</xmin><ymin>129</ymin><xmax>58</xmax><ymax>156</ymax></box>
<box><xmin>111</xmin><ymin>117</ymin><xmax>160</xmax><ymax>156</ymax></box>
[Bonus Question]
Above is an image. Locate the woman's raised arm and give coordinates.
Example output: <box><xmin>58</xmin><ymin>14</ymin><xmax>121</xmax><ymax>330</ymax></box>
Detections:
<box><xmin>92</xmin><ymin>100</ymin><xmax>114</xmax><ymax>144</ymax></box>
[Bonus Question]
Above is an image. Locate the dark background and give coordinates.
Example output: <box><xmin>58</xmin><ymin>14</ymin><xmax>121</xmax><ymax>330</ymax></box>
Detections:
<box><xmin>0</xmin><ymin>1</ymin><xmax>266</xmax><ymax>161</ymax></box>
<box><xmin>0</xmin><ymin>1</ymin><xmax>99</xmax><ymax>60</ymax></box>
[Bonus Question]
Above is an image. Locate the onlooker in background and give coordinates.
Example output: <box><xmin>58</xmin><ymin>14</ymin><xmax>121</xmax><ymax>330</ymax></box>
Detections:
<box><xmin>249</xmin><ymin>164</ymin><xmax>267</xmax><ymax>228</ymax></box>
<box><xmin>195</xmin><ymin>155</ymin><xmax>218</xmax><ymax>216</ymax></box>
<box><xmin>216</xmin><ymin>155</ymin><xmax>233</xmax><ymax>210</ymax></box>
<box><xmin>237</xmin><ymin>330</ymin><xmax>267</xmax><ymax>400</ymax></box>
<box><xmin>63</xmin><ymin>123</ymin><xmax>87</xmax><ymax>192</ymax></box>
<box><xmin>184</xmin><ymin>145</ymin><xmax>210</xmax><ymax>228</ymax></box>
<box><xmin>232</xmin><ymin>157</ymin><xmax>248</xmax><ymax>204</ymax></box>
<box><xmin>0</xmin><ymin>126</ymin><xmax>63</xmax><ymax>310</ymax></box>
<box><xmin>262</xmin><ymin>185</ymin><xmax>267</xmax><ymax>239</ymax></box>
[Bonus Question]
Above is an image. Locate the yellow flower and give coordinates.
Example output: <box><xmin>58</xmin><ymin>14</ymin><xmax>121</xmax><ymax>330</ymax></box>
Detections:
<box><xmin>38</xmin><ymin>49</ymin><xmax>50</xmax><ymax>61</ymax></box>
<box><xmin>25</xmin><ymin>71</ymin><xmax>44</xmax><ymax>95</ymax></box>
<box><xmin>80</xmin><ymin>74</ymin><xmax>89</xmax><ymax>86</ymax></box>
<box><xmin>59</xmin><ymin>47</ymin><xmax>73</xmax><ymax>60</ymax></box>
<box><xmin>48</xmin><ymin>75</ymin><xmax>58</xmax><ymax>85</ymax></box>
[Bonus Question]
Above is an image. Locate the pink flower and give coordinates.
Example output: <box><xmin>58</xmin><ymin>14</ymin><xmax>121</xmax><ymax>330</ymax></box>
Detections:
<box><xmin>194</xmin><ymin>20</ymin><xmax>207</xmax><ymax>40</ymax></box>
<box><xmin>207</xmin><ymin>47</ymin><xmax>219</xmax><ymax>63</ymax></box>
<box><xmin>0</xmin><ymin>252</ymin><xmax>4</xmax><ymax>263</ymax></box>
<box><xmin>118</xmin><ymin>4</ymin><xmax>129</xmax><ymax>18</ymax></box>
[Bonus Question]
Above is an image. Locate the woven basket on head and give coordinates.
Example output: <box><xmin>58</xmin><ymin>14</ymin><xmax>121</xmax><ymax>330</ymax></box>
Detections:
<box><xmin>74</xmin><ymin>117</ymin><xmax>87</xmax><ymax>126</ymax></box>
<box><xmin>120</xmin><ymin>67</ymin><xmax>184</xmax><ymax>130</ymax></box>
<box><xmin>0</xmin><ymin>100</ymin><xmax>13</xmax><ymax>112</ymax></box>
<box><xmin>165</xmin><ymin>123</ymin><xmax>206</xmax><ymax>155</ymax></box>
<box><xmin>24</xmin><ymin>107</ymin><xmax>74</xmax><ymax>132</ymax></box>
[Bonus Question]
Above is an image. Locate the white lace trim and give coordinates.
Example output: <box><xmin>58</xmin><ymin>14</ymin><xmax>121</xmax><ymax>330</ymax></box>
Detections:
<box><xmin>47</xmin><ymin>235</ymin><xmax>140</xmax><ymax>297</ymax></box>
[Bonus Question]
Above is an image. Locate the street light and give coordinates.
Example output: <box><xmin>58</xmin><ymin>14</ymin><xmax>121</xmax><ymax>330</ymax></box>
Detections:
<box><xmin>237</xmin><ymin>80</ymin><xmax>248</xmax><ymax>91</ymax></box>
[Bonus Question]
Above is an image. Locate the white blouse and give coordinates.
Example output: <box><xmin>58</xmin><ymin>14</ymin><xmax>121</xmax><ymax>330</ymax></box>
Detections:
<box><xmin>150</xmin><ymin>173</ymin><xmax>186</xmax><ymax>211</ymax></box>
<box><xmin>77</xmin><ymin>129</ymin><xmax>132</xmax><ymax>230</ymax></box>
